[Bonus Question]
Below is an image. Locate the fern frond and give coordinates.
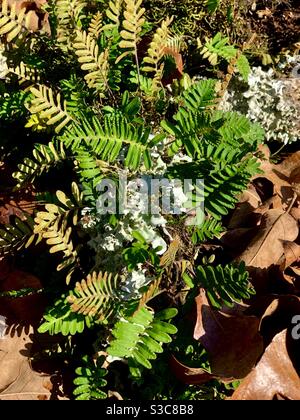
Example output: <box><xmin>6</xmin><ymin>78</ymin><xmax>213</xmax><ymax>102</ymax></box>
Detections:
<box><xmin>13</xmin><ymin>142</ymin><xmax>67</xmax><ymax>189</ymax></box>
<box><xmin>199</xmin><ymin>33</ymin><xmax>237</xmax><ymax>66</ymax></box>
<box><xmin>74</xmin><ymin>147</ymin><xmax>103</xmax><ymax>189</ymax></box>
<box><xmin>235</xmin><ymin>54</ymin><xmax>251</xmax><ymax>82</ymax></box>
<box><xmin>9</xmin><ymin>61</ymin><xmax>41</xmax><ymax>84</ymax></box>
<box><xmin>67</xmin><ymin>271</ymin><xmax>120</xmax><ymax>322</ymax></box>
<box><xmin>203</xmin><ymin>158</ymin><xmax>260</xmax><ymax>220</ymax></box>
<box><xmin>52</xmin><ymin>0</ymin><xmax>87</xmax><ymax>47</ymax></box>
<box><xmin>195</xmin><ymin>262</ymin><xmax>254</xmax><ymax>309</ymax></box>
<box><xmin>74</xmin><ymin>356</ymin><xmax>107</xmax><ymax>400</ymax></box>
<box><xmin>191</xmin><ymin>219</ymin><xmax>224</xmax><ymax>244</ymax></box>
<box><xmin>0</xmin><ymin>216</ymin><xmax>38</xmax><ymax>257</ymax></box>
<box><xmin>74</xmin><ymin>30</ymin><xmax>109</xmax><ymax>91</ymax></box>
<box><xmin>0</xmin><ymin>0</ymin><xmax>26</xmax><ymax>42</ymax></box>
<box><xmin>28</xmin><ymin>85</ymin><xmax>73</xmax><ymax>133</ymax></box>
<box><xmin>103</xmin><ymin>0</ymin><xmax>123</xmax><ymax>30</ymax></box>
<box><xmin>34</xmin><ymin>183</ymin><xmax>83</xmax><ymax>283</ymax></box>
<box><xmin>38</xmin><ymin>297</ymin><xmax>91</xmax><ymax>336</ymax></box>
<box><xmin>116</xmin><ymin>0</ymin><xmax>145</xmax><ymax>63</ymax></box>
<box><xmin>61</xmin><ymin>115</ymin><xmax>162</xmax><ymax>171</ymax></box>
<box><xmin>142</xmin><ymin>16</ymin><xmax>173</xmax><ymax>74</ymax></box>
<box><xmin>107</xmin><ymin>307</ymin><xmax>178</xmax><ymax>369</ymax></box>
<box><xmin>88</xmin><ymin>11</ymin><xmax>103</xmax><ymax>39</ymax></box>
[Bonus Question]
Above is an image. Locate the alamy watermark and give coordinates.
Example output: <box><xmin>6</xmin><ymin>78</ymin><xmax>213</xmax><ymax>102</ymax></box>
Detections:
<box><xmin>95</xmin><ymin>174</ymin><xmax>205</xmax><ymax>226</ymax></box>
<box><xmin>0</xmin><ymin>315</ymin><xmax>7</xmax><ymax>339</ymax></box>
<box><xmin>291</xmin><ymin>64</ymin><xmax>300</xmax><ymax>79</ymax></box>
<box><xmin>291</xmin><ymin>315</ymin><xmax>300</xmax><ymax>340</ymax></box>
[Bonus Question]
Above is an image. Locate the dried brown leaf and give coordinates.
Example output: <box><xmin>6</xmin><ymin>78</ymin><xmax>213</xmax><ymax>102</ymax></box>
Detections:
<box><xmin>193</xmin><ymin>289</ymin><xmax>263</xmax><ymax>379</ymax></box>
<box><xmin>231</xmin><ymin>330</ymin><xmax>300</xmax><ymax>400</ymax></box>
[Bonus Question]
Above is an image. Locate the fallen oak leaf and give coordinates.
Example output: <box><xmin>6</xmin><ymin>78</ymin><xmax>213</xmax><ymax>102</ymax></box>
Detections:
<box><xmin>236</xmin><ymin>209</ymin><xmax>298</xmax><ymax>270</ymax></box>
<box><xmin>193</xmin><ymin>289</ymin><xmax>263</xmax><ymax>379</ymax></box>
<box><xmin>254</xmin><ymin>159</ymin><xmax>295</xmax><ymax>209</ymax></box>
<box><xmin>278</xmin><ymin>241</ymin><xmax>300</xmax><ymax>271</ymax></box>
<box><xmin>0</xmin><ymin>326</ymin><xmax>52</xmax><ymax>400</ymax></box>
<box><xmin>231</xmin><ymin>330</ymin><xmax>300</xmax><ymax>400</ymax></box>
<box><xmin>228</xmin><ymin>185</ymin><xmax>262</xmax><ymax>229</ymax></box>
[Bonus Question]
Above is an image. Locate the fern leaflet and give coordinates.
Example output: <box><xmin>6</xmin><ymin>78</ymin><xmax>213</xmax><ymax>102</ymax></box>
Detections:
<box><xmin>107</xmin><ymin>307</ymin><xmax>177</xmax><ymax>369</ymax></box>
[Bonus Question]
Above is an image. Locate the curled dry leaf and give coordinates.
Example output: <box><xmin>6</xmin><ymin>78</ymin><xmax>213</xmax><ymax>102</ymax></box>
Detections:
<box><xmin>231</xmin><ymin>330</ymin><xmax>300</xmax><ymax>400</ymax></box>
<box><xmin>279</xmin><ymin>241</ymin><xmax>300</xmax><ymax>271</ymax></box>
<box><xmin>236</xmin><ymin>209</ymin><xmax>298</xmax><ymax>269</ymax></box>
<box><xmin>228</xmin><ymin>185</ymin><xmax>262</xmax><ymax>229</ymax></box>
<box><xmin>247</xmin><ymin>294</ymin><xmax>300</xmax><ymax>346</ymax></box>
<box><xmin>0</xmin><ymin>326</ymin><xmax>52</xmax><ymax>400</ymax></box>
<box><xmin>255</xmin><ymin>159</ymin><xmax>295</xmax><ymax>209</ymax></box>
<box><xmin>193</xmin><ymin>289</ymin><xmax>263</xmax><ymax>379</ymax></box>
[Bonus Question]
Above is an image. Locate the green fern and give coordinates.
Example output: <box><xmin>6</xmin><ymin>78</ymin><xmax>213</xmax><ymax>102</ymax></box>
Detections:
<box><xmin>67</xmin><ymin>272</ymin><xmax>121</xmax><ymax>322</ymax></box>
<box><xmin>199</xmin><ymin>33</ymin><xmax>251</xmax><ymax>81</ymax></box>
<box><xmin>202</xmin><ymin>158</ymin><xmax>260</xmax><ymax>220</ymax></box>
<box><xmin>200</xmin><ymin>33</ymin><xmax>237</xmax><ymax>66</ymax></box>
<box><xmin>74</xmin><ymin>355</ymin><xmax>107</xmax><ymax>400</ymax></box>
<box><xmin>13</xmin><ymin>142</ymin><xmax>67</xmax><ymax>189</ymax></box>
<box><xmin>107</xmin><ymin>307</ymin><xmax>178</xmax><ymax>369</ymax></box>
<box><xmin>61</xmin><ymin>115</ymin><xmax>163</xmax><ymax>170</ymax></box>
<box><xmin>191</xmin><ymin>219</ymin><xmax>224</xmax><ymax>244</ymax></box>
<box><xmin>74</xmin><ymin>147</ymin><xmax>104</xmax><ymax>191</ymax></box>
<box><xmin>38</xmin><ymin>297</ymin><xmax>92</xmax><ymax>336</ymax></box>
<box><xmin>195</xmin><ymin>262</ymin><xmax>255</xmax><ymax>309</ymax></box>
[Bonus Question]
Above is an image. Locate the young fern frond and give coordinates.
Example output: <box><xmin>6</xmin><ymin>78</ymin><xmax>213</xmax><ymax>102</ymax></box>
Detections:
<box><xmin>28</xmin><ymin>85</ymin><xmax>74</xmax><ymax>133</ymax></box>
<box><xmin>38</xmin><ymin>297</ymin><xmax>92</xmax><ymax>336</ymax></box>
<box><xmin>107</xmin><ymin>307</ymin><xmax>178</xmax><ymax>370</ymax></box>
<box><xmin>0</xmin><ymin>0</ymin><xmax>26</xmax><ymax>42</ymax></box>
<box><xmin>34</xmin><ymin>183</ymin><xmax>83</xmax><ymax>284</ymax></box>
<box><xmin>67</xmin><ymin>271</ymin><xmax>121</xmax><ymax>322</ymax></box>
<box><xmin>13</xmin><ymin>142</ymin><xmax>67</xmax><ymax>189</ymax></box>
<box><xmin>195</xmin><ymin>262</ymin><xmax>255</xmax><ymax>309</ymax></box>
<box><xmin>74</xmin><ymin>356</ymin><xmax>107</xmax><ymax>400</ymax></box>
<box><xmin>88</xmin><ymin>11</ymin><xmax>103</xmax><ymax>39</ymax></box>
<box><xmin>74</xmin><ymin>30</ymin><xmax>109</xmax><ymax>91</ymax></box>
<box><xmin>0</xmin><ymin>216</ymin><xmax>38</xmax><ymax>257</ymax></box>
<box><xmin>116</xmin><ymin>0</ymin><xmax>145</xmax><ymax>63</ymax></box>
